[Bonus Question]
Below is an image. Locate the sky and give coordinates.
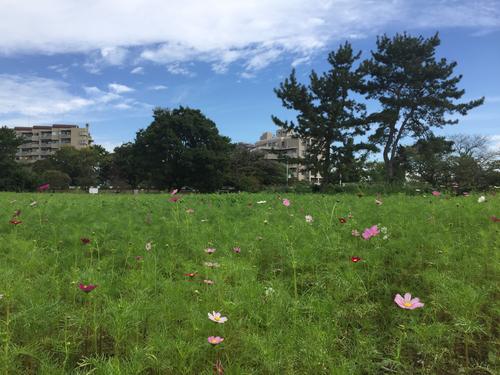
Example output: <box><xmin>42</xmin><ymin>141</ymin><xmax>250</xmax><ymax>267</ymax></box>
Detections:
<box><xmin>0</xmin><ymin>0</ymin><xmax>499</xmax><ymax>152</ymax></box>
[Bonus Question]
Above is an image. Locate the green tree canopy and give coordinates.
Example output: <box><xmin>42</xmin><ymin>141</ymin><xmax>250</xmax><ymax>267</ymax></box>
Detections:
<box><xmin>132</xmin><ymin>107</ymin><xmax>232</xmax><ymax>192</ymax></box>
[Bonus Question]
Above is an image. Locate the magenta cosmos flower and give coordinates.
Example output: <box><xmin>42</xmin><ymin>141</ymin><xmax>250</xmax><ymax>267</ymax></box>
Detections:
<box><xmin>208</xmin><ymin>311</ymin><xmax>228</xmax><ymax>323</ymax></box>
<box><xmin>432</xmin><ymin>191</ymin><xmax>441</xmax><ymax>197</ymax></box>
<box><xmin>362</xmin><ymin>225</ymin><xmax>380</xmax><ymax>240</ymax></box>
<box><xmin>37</xmin><ymin>183</ymin><xmax>50</xmax><ymax>192</ymax></box>
<box><xmin>78</xmin><ymin>283</ymin><xmax>97</xmax><ymax>293</ymax></box>
<box><xmin>207</xmin><ymin>336</ymin><xmax>224</xmax><ymax>345</ymax></box>
<box><xmin>232</xmin><ymin>246</ymin><xmax>241</xmax><ymax>254</ymax></box>
<box><xmin>394</xmin><ymin>293</ymin><xmax>424</xmax><ymax>310</ymax></box>
<box><xmin>205</xmin><ymin>247</ymin><xmax>216</xmax><ymax>254</ymax></box>
<box><xmin>282</xmin><ymin>199</ymin><xmax>290</xmax><ymax>207</ymax></box>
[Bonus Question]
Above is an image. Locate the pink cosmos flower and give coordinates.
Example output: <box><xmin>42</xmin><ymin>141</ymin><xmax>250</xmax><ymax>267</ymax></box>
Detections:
<box><xmin>282</xmin><ymin>199</ymin><xmax>290</xmax><ymax>207</ymax></box>
<box><xmin>208</xmin><ymin>311</ymin><xmax>228</xmax><ymax>323</ymax></box>
<box><xmin>394</xmin><ymin>293</ymin><xmax>424</xmax><ymax>310</ymax></box>
<box><xmin>432</xmin><ymin>191</ymin><xmax>441</xmax><ymax>197</ymax></box>
<box><xmin>351</xmin><ymin>229</ymin><xmax>360</xmax><ymax>237</ymax></box>
<box><xmin>203</xmin><ymin>279</ymin><xmax>215</xmax><ymax>285</ymax></box>
<box><xmin>170</xmin><ymin>188</ymin><xmax>178</xmax><ymax>196</ymax></box>
<box><xmin>232</xmin><ymin>247</ymin><xmax>241</xmax><ymax>254</ymax></box>
<box><xmin>37</xmin><ymin>183</ymin><xmax>50</xmax><ymax>192</ymax></box>
<box><xmin>362</xmin><ymin>225</ymin><xmax>380</xmax><ymax>240</ymax></box>
<box><xmin>305</xmin><ymin>215</ymin><xmax>313</xmax><ymax>223</ymax></box>
<box><xmin>205</xmin><ymin>247</ymin><xmax>216</xmax><ymax>254</ymax></box>
<box><xmin>78</xmin><ymin>283</ymin><xmax>97</xmax><ymax>293</ymax></box>
<box><xmin>207</xmin><ymin>336</ymin><xmax>224</xmax><ymax>345</ymax></box>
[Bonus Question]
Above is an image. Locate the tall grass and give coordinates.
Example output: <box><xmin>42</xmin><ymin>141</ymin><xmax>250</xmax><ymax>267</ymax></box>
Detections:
<box><xmin>0</xmin><ymin>192</ymin><xmax>498</xmax><ymax>374</ymax></box>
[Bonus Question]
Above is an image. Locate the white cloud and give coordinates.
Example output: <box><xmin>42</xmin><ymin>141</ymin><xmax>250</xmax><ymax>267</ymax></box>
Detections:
<box><xmin>0</xmin><ymin>74</ymin><xmax>92</xmax><ymax>117</ymax></box>
<box><xmin>166</xmin><ymin>63</ymin><xmax>195</xmax><ymax>76</ymax></box>
<box><xmin>108</xmin><ymin>83</ymin><xmax>134</xmax><ymax>94</ymax></box>
<box><xmin>148</xmin><ymin>85</ymin><xmax>167</xmax><ymax>90</ymax></box>
<box><xmin>488</xmin><ymin>135</ymin><xmax>500</xmax><ymax>152</ymax></box>
<box><xmin>1</xmin><ymin>1</ymin><xmax>497</xmax><ymax>74</ymax></box>
<box><xmin>130</xmin><ymin>66</ymin><xmax>144</xmax><ymax>74</ymax></box>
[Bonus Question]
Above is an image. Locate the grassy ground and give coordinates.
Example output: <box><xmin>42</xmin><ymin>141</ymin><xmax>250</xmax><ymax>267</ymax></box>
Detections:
<box><xmin>0</xmin><ymin>192</ymin><xmax>498</xmax><ymax>374</ymax></box>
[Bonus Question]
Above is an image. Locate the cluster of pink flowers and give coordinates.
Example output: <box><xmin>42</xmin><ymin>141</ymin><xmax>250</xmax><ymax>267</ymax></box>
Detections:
<box><xmin>362</xmin><ymin>225</ymin><xmax>380</xmax><ymax>240</ymax></box>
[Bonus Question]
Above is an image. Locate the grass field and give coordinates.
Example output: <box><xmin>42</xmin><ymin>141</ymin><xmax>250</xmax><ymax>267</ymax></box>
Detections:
<box><xmin>0</xmin><ymin>191</ymin><xmax>498</xmax><ymax>374</ymax></box>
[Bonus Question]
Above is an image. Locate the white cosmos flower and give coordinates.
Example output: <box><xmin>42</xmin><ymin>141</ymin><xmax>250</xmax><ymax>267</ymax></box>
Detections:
<box><xmin>478</xmin><ymin>196</ymin><xmax>486</xmax><ymax>203</ymax></box>
<box><xmin>208</xmin><ymin>311</ymin><xmax>228</xmax><ymax>323</ymax></box>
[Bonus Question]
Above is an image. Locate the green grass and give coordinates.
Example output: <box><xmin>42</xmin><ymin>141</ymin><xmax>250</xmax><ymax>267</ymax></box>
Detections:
<box><xmin>0</xmin><ymin>192</ymin><xmax>498</xmax><ymax>374</ymax></box>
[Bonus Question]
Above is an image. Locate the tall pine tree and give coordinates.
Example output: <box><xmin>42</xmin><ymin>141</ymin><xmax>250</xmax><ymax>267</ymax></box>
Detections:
<box><xmin>272</xmin><ymin>42</ymin><xmax>376</xmax><ymax>186</ymax></box>
<box><xmin>360</xmin><ymin>32</ymin><xmax>484</xmax><ymax>182</ymax></box>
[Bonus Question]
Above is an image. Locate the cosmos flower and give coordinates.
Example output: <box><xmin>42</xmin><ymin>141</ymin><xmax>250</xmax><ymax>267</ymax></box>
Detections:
<box><xmin>170</xmin><ymin>188</ymin><xmax>178</xmax><ymax>196</ymax></box>
<box><xmin>375</xmin><ymin>199</ymin><xmax>383</xmax><ymax>206</ymax></box>
<box><xmin>362</xmin><ymin>225</ymin><xmax>380</xmax><ymax>240</ymax></box>
<box><xmin>394</xmin><ymin>293</ymin><xmax>424</xmax><ymax>310</ymax></box>
<box><xmin>305</xmin><ymin>215</ymin><xmax>313</xmax><ymax>223</ymax></box>
<box><xmin>80</xmin><ymin>238</ymin><xmax>91</xmax><ymax>245</ymax></box>
<box><xmin>205</xmin><ymin>247</ymin><xmax>216</xmax><ymax>254</ymax></box>
<box><xmin>463</xmin><ymin>192</ymin><xmax>470</xmax><ymax>196</ymax></box>
<box><xmin>338</xmin><ymin>217</ymin><xmax>347</xmax><ymax>224</ymax></box>
<box><xmin>185</xmin><ymin>208</ymin><xmax>195</xmax><ymax>214</ymax></box>
<box><xmin>351</xmin><ymin>256</ymin><xmax>361</xmax><ymax>263</ymax></box>
<box><xmin>432</xmin><ymin>191</ymin><xmax>441</xmax><ymax>197</ymax></box>
<box><xmin>208</xmin><ymin>311</ymin><xmax>228</xmax><ymax>323</ymax></box>
<box><xmin>232</xmin><ymin>247</ymin><xmax>241</xmax><ymax>254</ymax></box>
<box><xmin>282</xmin><ymin>199</ymin><xmax>290</xmax><ymax>207</ymax></box>
<box><xmin>489</xmin><ymin>215</ymin><xmax>500</xmax><ymax>223</ymax></box>
<box><xmin>207</xmin><ymin>336</ymin><xmax>224</xmax><ymax>345</ymax></box>
<box><xmin>9</xmin><ymin>220</ymin><xmax>22</xmax><ymax>225</ymax></box>
<box><xmin>78</xmin><ymin>283</ymin><xmax>97</xmax><ymax>293</ymax></box>
<box><xmin>478</xmin><ymin>196</ymin><xmax>486</xmax><ymax>203</ymax></box>
<box><xmin>169</xmin><ymin>196</ymin><xmax>181</xmax><ymax>202</ymax></box>
<box><xmin>145</xmin><ymin>241</ymin><xmax>152</xmax><ymax>251</ymax></box>
<box><xmin>203</xmin><ymin>279</ymin><xmax>215</xmax><ymax>285</ymax></box>
<box><xmin>37</xmin><ymin>183</ymin><xmax>50</xmax><ymax>192</ymax></box>
<box><xmin>351</xmin><ymin>229</ymin><xmax>360</xmax><ymax>237</ymax></box>
<box><xmin>184</xmin><ymin>272</ymin><xmax>197</xmax><ymax>278</ymax></box>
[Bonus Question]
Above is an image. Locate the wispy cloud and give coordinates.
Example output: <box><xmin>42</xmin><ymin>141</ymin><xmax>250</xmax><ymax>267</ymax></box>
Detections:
<box><xmin>148</xmin><ymin>85</ymin><xmax>168</xmax><ymax>91</ymax></box>
<box><xmin>108</xmin><ymin>83</ymin><xmax>134</xmax><ymax>94</ymax></box>
<box><xmin>1</xmin><ymin>1</ymin><xmax>497</xmax><ymax>75</ymax></box>
<box><xmin>130</xmin><ymin>66</ymin><xmax>144</xmax><ymax>74</ymax></box>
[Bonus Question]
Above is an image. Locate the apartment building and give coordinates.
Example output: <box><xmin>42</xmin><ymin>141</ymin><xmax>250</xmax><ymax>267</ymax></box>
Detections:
<box><xmin>253</xmin><ymin>128</ymin><xmax>321</xmax><ymax>183</ymax></box>
<box><xmin>14</xmin><ymin>124</ymin><xmax>92</xmax><ymax>163</ymax></box>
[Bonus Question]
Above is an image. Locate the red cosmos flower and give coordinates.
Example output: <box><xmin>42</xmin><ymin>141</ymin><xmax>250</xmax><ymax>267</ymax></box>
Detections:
<box><xmin>78</xmin><ymin>283</ymin><xmax>97</xmax><ymax>293</ymax></box>
<box><xmin>338</xmin><ymin>217</ymin><xmax>347</xmax><ymax>224</ymax></box>
<box><xmin>490</xmin><ymin>215</ymin><xmax>500</xmax><ymax>223</ymax></box>
<box><xmin>184</xmin><ymin>272</ymin><xmax>197</xmax><ymax>278</ymax></box>
<box><xmin>37</xmin><ymin>183</ymin><xmax>50</xmax><ymax>192</ymax></box>
<box><xmin>351</xmin><ymin>256</ymin><xmax>362</xmax><ymax>263</ymax></box>
<box><xmin>9</xmin><ymin>219</ymin><xmax>22</xmax><ymax>225</ymax></box>
<box><xmin>80</xmin><ymin>238</ymin><xmax>91</xmax><ymax>245</ymax></box>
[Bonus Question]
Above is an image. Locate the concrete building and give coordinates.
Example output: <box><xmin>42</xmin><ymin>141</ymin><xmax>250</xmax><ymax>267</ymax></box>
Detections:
<box><xmin>14</xmin><ymin>124</ymin><xmax>92</xmax><ymax>163</ymax></box>
<box><xmin>253</xmin><ymin>128</ymin><xmax>321</xmax><ymax>183</ymax></box>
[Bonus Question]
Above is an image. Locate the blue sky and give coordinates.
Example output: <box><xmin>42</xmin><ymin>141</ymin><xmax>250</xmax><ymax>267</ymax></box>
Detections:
<box><xmin>0</xmin><ymin>0</ymin><xmax>499</xmax><ymax>152</ymax></box>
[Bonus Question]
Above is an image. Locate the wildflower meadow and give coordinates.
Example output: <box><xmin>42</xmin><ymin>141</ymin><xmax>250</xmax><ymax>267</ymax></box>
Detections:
<box><xmin>0</xmin><ymin>191</ymin><xmax>498</xmax><ymax>374</ymax></box>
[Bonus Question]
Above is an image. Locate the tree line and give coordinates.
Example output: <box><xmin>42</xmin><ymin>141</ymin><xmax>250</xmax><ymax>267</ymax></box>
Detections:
<box><xmin>0</xmin><ymin>32</ymin><xmax>498</xmax><ymax>192</ymax></box>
